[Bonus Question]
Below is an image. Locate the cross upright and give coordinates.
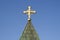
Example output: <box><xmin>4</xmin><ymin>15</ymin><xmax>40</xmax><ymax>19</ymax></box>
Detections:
<box><xmin>23</xmin><ymin>6</ymin><xmax>36</xmax><ymax>20</ymax></box>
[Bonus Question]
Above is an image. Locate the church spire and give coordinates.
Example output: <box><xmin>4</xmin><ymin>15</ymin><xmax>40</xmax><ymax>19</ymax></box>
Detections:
<box><xmin>20</xmin><ymin>20</ymin><xmax>40</xmax><ymax>40</ymax></box>
<box><xmin>23</xmin><ymin>6</ymin><xmax>36</xmax><ymax>20</ymax></box>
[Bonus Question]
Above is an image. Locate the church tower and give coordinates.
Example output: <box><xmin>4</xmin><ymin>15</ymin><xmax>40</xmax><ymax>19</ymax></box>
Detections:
<box><xmin>19</xmin><ymin>6</ymin><xmax>40</xmax><ymax>40</ymax></box>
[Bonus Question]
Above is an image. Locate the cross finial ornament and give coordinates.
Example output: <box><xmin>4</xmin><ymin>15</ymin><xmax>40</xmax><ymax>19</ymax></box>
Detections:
<box><xmin>23</xmin><ymin>6</ymin><xmax>36</xmax><ymax>20</ymax></box>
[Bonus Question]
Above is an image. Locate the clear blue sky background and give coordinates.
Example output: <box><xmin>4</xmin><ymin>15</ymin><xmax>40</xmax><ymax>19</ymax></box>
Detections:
<box><xmin>0</xmin><ymin>0</ymin><xmax>60</xmax><ymax>40</ymax></box>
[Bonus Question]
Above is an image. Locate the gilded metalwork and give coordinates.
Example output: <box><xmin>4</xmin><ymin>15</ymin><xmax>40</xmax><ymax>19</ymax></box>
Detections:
<box><xmin>23</xmin><ymin>6</ymin><xmax>36</xmax><ymax>20</ymax></box>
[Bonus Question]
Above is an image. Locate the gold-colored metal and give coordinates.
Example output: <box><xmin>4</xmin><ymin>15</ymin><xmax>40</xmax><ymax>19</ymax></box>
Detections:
<box><xmin>23</xmin><ymin>6</ymin><xmax>36</xmax><ymax>20</ymax></box>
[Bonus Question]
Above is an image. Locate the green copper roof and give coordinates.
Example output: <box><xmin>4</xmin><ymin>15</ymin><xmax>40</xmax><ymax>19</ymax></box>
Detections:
<box><xmin>19</xmin><ymin>20</ymin><xmax>40</xmax><ymax>40</ymax></box>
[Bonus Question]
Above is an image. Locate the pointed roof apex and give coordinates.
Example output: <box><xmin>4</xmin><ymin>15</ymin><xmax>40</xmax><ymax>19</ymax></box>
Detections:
<box><xmin>20</xmin><ymin>19</ymin><xmax>40</xmax><ymax>40</ymax></box>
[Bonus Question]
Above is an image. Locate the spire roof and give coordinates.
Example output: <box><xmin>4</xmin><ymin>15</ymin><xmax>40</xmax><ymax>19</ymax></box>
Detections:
<box><xmin>19</xmin><ymin>20</ymin><xmax>40</xmax><ymax>40</ymax></box>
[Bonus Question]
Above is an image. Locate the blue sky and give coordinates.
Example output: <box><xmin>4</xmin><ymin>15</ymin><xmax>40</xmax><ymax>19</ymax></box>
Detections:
<box><xmin>0</xmin><ymin>0</ymin><xmax>60</xmax><ymax>40</ymax></box>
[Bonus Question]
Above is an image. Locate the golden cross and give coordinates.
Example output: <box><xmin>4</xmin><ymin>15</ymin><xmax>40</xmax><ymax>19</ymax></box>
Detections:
<box><xmin>23</xmin><ymin>6</ymin><xmax>36</xmax><ymax>20</ymax></box>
